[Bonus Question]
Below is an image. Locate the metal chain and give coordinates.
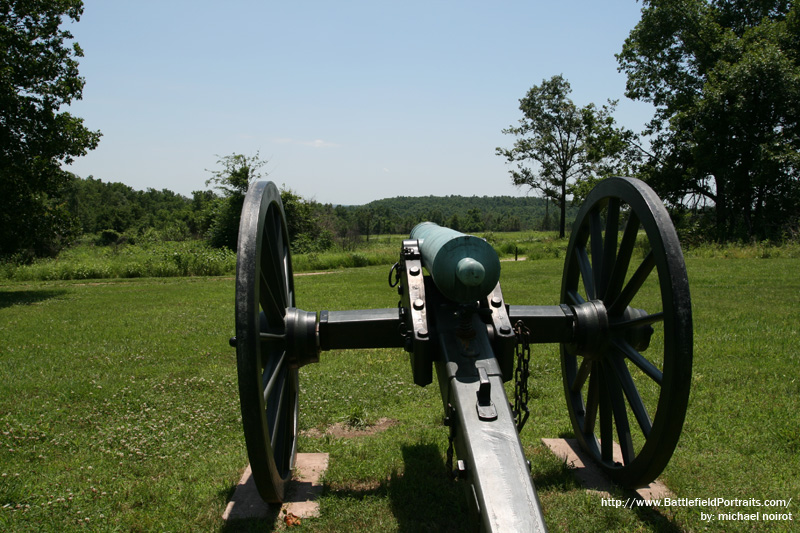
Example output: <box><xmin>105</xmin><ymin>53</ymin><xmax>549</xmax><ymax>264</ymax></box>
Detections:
<box><xmin>444</xmin><ymin>403</ymin><xmax>456</xmax><ymax>478</ymax></box>
<box><xmin>513</xmin><ymin>320</ymin><xmax>531</xmax><ymax>432</ymax></box>
<box><xmin>445</xmin><ymin>434</ymin><xmax>455</xmax><ymax>477</ymax></box>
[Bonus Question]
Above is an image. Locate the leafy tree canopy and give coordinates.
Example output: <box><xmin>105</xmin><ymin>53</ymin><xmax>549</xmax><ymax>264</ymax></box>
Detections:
<box><xmin>1</xmin><ymin>0</ymin><xmax>101</xmax><ymax>258</ymax></box>
<box><xmin>205</xmin><ymin>152</ymin><xmax>268</xmax><ymax>249</ymax></box>
<box><xmin>205</xmin><ymin>152</ymin><xmax>267</xmax><ymax>198</ymax></box>
<box><xmin>63</xmin><ymin>175</ymin><xmax>210</xmax><ymax>240</ymax></box>
<box><xmin>346</xmin><ymin>194</ymin><xmax>572</xmax><ymax>234</ymax></box>
<box><xmin>618</xmin><ymin>0</ymin><xmax>800</xmax><ymax>240</ymax></box>
<box><xmin>496</xmin><ymin>75</ymin><xmax>638</xmax><ymax>237</ymax></box>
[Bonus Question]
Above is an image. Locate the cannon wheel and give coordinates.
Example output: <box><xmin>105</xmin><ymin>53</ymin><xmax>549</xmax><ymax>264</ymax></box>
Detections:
<box><xmin>560</xmin><ymin>177</ymin><xmax>692</xmax><ymax>488</ymax></box>
<box><xmin>234</xmin><ymin>181</ymin><xmax>298</xmax><ymax>503</ymax></box>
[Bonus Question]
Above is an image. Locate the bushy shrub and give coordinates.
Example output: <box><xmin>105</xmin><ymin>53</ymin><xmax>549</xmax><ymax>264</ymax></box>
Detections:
<box><xmin>350</xmin><ymin>253</ymin><xmax>369</xmax><ymax>267</ymax></box>
<box><xmin>97</xmin><ymin>229</ymin><xmax>122</xmax><ymax>246</ymax></box>
<box><xmin>207</xmin><ymin>196</ymin><xmax>244</xmax><ymax>250</ymax></box>
<box><xmin>499</xmin><ymin>241</ymin><xmax>520</xmax><ymax>255</ymax></box>
<box><xmin>1</xmin><ymin>240</ymin><xmax>237</xmax><ymax>281</ymax></box>
<box><xmin>291</xmin><ymin>229</ymin><xmax>334</xmax><ymax>255</ymax></box>
<box><xmin>292</xmin><ymin>249</ymin><xmax>396</xmax><ymax>271</ymax></box>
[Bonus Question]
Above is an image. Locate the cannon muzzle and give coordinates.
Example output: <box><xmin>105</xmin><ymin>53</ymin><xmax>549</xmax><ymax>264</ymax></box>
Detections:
<box><xmin>409</xmin><ymin>222</ymin><xmax>500</xmax><ymax>304</ymax></box>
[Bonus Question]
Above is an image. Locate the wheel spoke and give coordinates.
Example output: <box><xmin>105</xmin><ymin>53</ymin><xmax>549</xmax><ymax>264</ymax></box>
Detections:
<box><xmin>270</xmin><ymin>375</ymin><xmax>288</xmax><ymax>451</ymax></box>
<box><xmin>608</xmin><ymin>250</ymin><xmax>655</xmax><ymax>316</ymax></box>
<box><xmin>584</xmin><ymin>364</ymin><xmax>599</xmax><ymax>435</ymax></box>
<box><xmin>262</xmin><ymin>212</ymin><xmax>288</xmax><ymax>308</ymax></box>
<box><xmin>572</xmin><ymin>357</ymin><xmax>592</xmax><ymax>394</ymax></box>
<box><xmin>590</xmin><ymin>208</ymin><xmax>604</xmax><ymax>297</ymax></box>
<box><xmin>279</xmin><ymin>238</ymin><xmax>291</xmax><ymax>308</ymax></box>
<box><xmin>259</xmin><ymin>267</ymin><xmax>284</xmax><ymax>316</ymax></box>
<box><xmin>609</xmin><ymin>311</ymin><xmax>664</xmax><ymax>331</ymax></box>
<box><xmin>600</xmin><ymin>198</ymin><xmax>620</xmax><ymax>298</ymax></box>
<box><xmin>612</xmin><ymin>339</ymin><xmax>663</xmax><ymax>385</ymax></box>
<box><xmin>274</xmin><ymin>211</ymin><xmax>289</xmax><ymax>306</ymax></box>
<box><xmin>604</xmin><ymin>212</ymin><xmax>639</xmax><ymax>304</ymax></box>
<box><xmin>610</xmin><ymin>355</ymin><xmax>652</xmax><ymax>437</ymax></box>
<box><xmin>598</xmin><ymin>365</ymin><xmax>614</xmax><ymax>463</ymax></box>
<box><xmin>260</xmin><ymin>271</ymin><xmax>286</xmax><ymax>321</ymax></box>
<box><xmin>576</xmin><ymin>246</ymin><xmax>596</xmax><ymax>300</ymax></box>
<box><xmin>605</xmin><ymin>360</ymin><xmax>635</xmax><ymax>465</ymax></box>
<box><xmin>566</xmin><ymin>289</ymin><xmax>585</xmax><ymax>305</ymax></box>
<box><xmin>262</xmin><ymin>350</ymin><xmax>288</xmax><ymax>403</ymax></box>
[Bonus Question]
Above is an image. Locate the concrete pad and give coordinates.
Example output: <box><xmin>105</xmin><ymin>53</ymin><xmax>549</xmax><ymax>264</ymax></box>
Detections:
<box><xmin>541</xmin><ymin>438</ymin><xmax>673</xmax><ymax>501</ymax></box>
<box><xmin>223</xmin><ymin>453</ymin><xmax>329</xmax><ymax>521</ymax></box>
<box><xmin>284</xmin><ymin>453</ymin><xmax>328</xmax><ymax>518</ymax></box>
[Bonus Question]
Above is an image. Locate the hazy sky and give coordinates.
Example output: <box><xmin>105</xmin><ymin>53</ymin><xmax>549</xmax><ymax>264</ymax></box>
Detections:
<box><xmin>63</xmin><ymin>0</ymin><xmax>653</xmax><ymax>205</ymax></box>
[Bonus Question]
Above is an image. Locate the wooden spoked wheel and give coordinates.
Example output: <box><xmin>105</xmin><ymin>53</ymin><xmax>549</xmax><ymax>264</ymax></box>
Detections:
<box><xmin>560</xmin><ymin>177</ymin><xmax>692</xmax><ymax>488</ymax></box>
<box><xmin>234</xmin><ymin>181</ymin><xmax>298</xmax><ymax>503</ymax></box>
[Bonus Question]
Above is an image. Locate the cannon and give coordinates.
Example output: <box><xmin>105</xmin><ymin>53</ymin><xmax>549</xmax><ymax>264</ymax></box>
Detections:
<box><xmin>231</xmin><ymin>177</ymin><xmax>692</xmax><ymax>531</ymax></box>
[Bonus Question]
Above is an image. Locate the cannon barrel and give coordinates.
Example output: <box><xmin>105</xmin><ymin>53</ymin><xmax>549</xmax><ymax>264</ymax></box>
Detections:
<box><xmin>409</xmin><ymin>222</ymin><xmax>501</xmax><ymax>304</ymax></box>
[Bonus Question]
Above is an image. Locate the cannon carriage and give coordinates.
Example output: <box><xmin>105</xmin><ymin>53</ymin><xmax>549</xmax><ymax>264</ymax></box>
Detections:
<box><xmin>230</xmin><ymin>177</ymin><xmax>692</xmax><ymax>531</ymax></box>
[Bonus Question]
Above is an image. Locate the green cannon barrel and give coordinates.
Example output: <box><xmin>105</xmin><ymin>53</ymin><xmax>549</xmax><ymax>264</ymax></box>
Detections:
<box><xmin>409</xmin><ymin>222</ymin><xmax>501</xmax><ymax>304</ymax></box>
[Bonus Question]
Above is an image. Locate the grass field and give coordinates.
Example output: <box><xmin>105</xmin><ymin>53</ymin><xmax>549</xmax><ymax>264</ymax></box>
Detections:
<box><xmin>4</xmin><ymin>231</ymin><xmax>798</xmax><ymax>282</ymax></box>
<box><xmin>1</xmin><ymin>257</ymin><xmax>798</xmax><ymax>531</ymax></box>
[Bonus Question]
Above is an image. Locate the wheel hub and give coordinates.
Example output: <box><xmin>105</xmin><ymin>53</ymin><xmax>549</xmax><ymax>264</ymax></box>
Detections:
<box><xmin>570</xmin><ymin>300</ymin><xmax>610</xmax><ymax>360</ymax></box>
<box><xmin>618</xmin><ymin>306</ymin><xmax>654</xmax><ymax>352</ymax></box>
<box><xmin>569</xmin><ymin>301</ymin><xmax>655</xmax><ymax>359</ymax></box>
<box><xmin>284</xmin><ymin>307</ymin><xmax>319</xmax><ymax>368</ymax></box>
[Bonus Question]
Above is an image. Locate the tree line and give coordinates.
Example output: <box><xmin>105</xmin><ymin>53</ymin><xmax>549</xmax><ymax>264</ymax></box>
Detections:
<box><xmin>0</xmin><ymin>140</ymin><xmax>572</xmax><ymax>260</ymax></box>
<box><xmin>343</xmin><ymin>194</ymin><xmax>572</xmax><ymax>236</ymax></box>
<box><xmin>3</xmin><ymin>1</ymin><xmax>799</xmax><ymax>261</ymax></box>
<box><xmin>50</xmin><ymin>170</ymin><xmax>569</xmax><ymax>255</ymax></box>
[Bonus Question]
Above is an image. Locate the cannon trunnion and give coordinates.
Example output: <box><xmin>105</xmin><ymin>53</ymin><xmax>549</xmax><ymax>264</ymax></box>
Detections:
<box><xmin>231</xmin><ymin>178</ymin><xmax>693</xmax><ymax>531</ymax></box>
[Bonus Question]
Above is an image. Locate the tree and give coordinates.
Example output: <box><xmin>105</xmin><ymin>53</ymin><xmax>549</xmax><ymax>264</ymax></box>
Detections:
<box><xmin>496</xmin><ymin>75</ymin><xmax>637</xmax><ymax>238</ymax></box>
<box><xmin>446</xmin><ymin>213</ymin><xmax>461</xmax><ymax>232</ymax></box>
<box><xmin>355</xmin><ymin>207</ymin><xmax>375</xmax><ymax>242</ymax></box>
<box><xmin>463</xmin><ymin>207</ymin><xmax>484</xmax><ymax>233</ymax></box>
<box><xmin>617</xmin><ymin>0</ymin><xmax>800</xmax><ymax>240</ymax></box>
<box><xmin>188</xmin><ymin>189</ymin><xmax>218</xmax><ymax>238</ymax></box>
<box><xmin>205</xmin><ymin>152</ymin><xmax>267</xmax><ymax>249</ymax></box>
<box><xmin>278</xmin><ymin>187</ymin><xmax>334</xmax><ymax>254</ymax></box>
<box><xmin>62</xmin><ymin>176</ymin><xmax>197</xmax><ymax>240</ymax></box>
<box><xmin>1</xmin><ymin>0</ymin><xmax>101</xmax><ymax>258</ymax></box>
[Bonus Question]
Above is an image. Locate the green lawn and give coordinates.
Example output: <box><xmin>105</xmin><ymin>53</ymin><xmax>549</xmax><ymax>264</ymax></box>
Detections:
<box><xmin>1</xmin><ymin>257</ymin><xmax>798</xmax><ymax>531</ymax></box>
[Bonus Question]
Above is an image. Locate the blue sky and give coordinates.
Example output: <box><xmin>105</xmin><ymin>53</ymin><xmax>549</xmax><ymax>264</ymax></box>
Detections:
<box><xmin>64</xmin><ymin>0</ymin><xmax>653</xmax><ymax>205</ymax></box>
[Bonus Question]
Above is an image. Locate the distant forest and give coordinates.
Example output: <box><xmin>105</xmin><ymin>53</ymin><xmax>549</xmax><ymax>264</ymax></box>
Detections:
<box><xmin>356</xmin><ymin>195</ymin><xmax>573</xmax><ymax>234</ymax></box>
<box><xmin>64</xmin><ymin>176</ymin><xmax>573</xmax><ymax>252</ymax></box>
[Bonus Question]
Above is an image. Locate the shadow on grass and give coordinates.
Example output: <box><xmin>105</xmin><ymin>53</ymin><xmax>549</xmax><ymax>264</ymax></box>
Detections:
<box><xmin>534</xmin><ymin>460</ymin><xmax>683</xmax><ymax>531</ymax></box>
<box><xmin>219</xmin><ymin>444</ymin><xmax>471</xmax><ymax>532</ymax></box>
<box><xmin>219</xmin><ymin>512</ymin><xmax>281</xmax><ymax>533</ymax></box>
<box><xmin>532</xmin><ymin>455</ymin><xmax>584</xmax><ymax>492</ymax></box>
<box><xmin>218</xmin><ymin>442</ymin><xmax>689</xmax><ymax>532</ymax></box>
<box><xmin>388</xmin><ymin>444</ymin><xmax>471</xmax><ymax>532</ymax></box>
<box><xmin>606</xmin><ymin>487</ymin><xmax>685</xmax><ymax>532</ymax></box>
<box><xmin>0</xmin><ymin>288</ymin><xmax>67</xmax><ymax>309</ymax></box>
<box><xmin>542</xmin><ymin>436</ymin><xmax>684</xmax><ymax>532</ymax></box>
<box><xmin>306</xmin><ymin>444</ymin><xmax>472</xmax><ymax>532</ymax></box>
<box><xmin>218</xmin><ymin>481</ymin><xmax>280</xmax><ymax>533</ymax></box>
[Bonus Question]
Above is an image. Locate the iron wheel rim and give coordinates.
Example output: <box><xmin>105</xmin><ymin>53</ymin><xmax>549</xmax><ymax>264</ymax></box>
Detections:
<box><xmin>235</xmin><ymin>181</ymin><xmax>298</xmax><ymax>503</ymax></box>
<box><xmin>560</xmin><ymin>177</ymin><xmax>692</xmax><ymax>488</ymax></box>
